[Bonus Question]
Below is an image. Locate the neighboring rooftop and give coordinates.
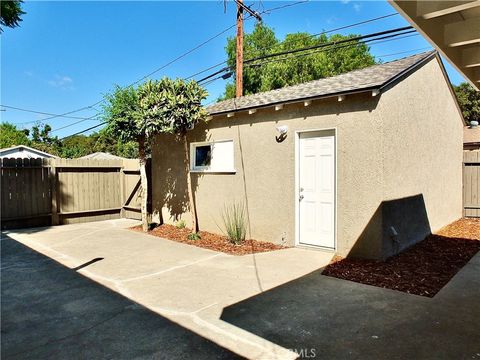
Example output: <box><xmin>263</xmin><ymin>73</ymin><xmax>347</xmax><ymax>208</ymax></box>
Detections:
<box><xmin>464</xmin><ymin>125</ymin><xmax>480</xmax><ymax>145</ymax></box>
<box><xmin>0</xmin><ymin>145</ymin><xmax>58</xmax><ymax>159</ymax></box>
<box><xmin>207</xmin><ymin>51</ymin><xmax>437</xmax><ymax>115</ymax></box>
<box><xmin>79</xmin><ymin>152</ymin><xmax>127</xmax><ymax>160</ymax></box>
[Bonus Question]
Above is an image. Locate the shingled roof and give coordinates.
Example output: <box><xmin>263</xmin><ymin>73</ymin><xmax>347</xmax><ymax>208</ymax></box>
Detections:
<box><xmin>207</xmin><ymin>51</ymin><xmax>436</xmax><ymax>115</ymax></box>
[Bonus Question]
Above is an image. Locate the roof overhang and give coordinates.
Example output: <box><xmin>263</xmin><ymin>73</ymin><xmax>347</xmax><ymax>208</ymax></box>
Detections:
<box><xmin>390</xmin><ymin>0</ymin><xmax>480</xmax><ymax>90</ymax></box>
<box><xmin>207</xmin><ymin>51</ymin><xmax>437</xmax><ymax>117</ymax></box>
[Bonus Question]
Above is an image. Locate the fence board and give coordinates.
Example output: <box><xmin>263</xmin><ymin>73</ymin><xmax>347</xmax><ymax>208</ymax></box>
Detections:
<box><xmin>1</xmin><ymin>157</ymin><xmax>143</xmax><ymax>229</ymax></box>
<box><xmin>463</xmin><ymin>150</ymin><xmax>480</xmax><ymax>218</ymax></box>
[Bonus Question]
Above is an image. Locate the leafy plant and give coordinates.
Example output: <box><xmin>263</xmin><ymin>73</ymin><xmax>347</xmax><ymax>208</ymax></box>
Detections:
<box><xmin>220</xmin><ymin>202</ymin><xmax>247</xmax><ymax>245</ymax></box>
<box><xmin>176</xmin><ymin>220</ymin><xmax>186</xmax><ymax>229</ymax></box>
<box><xmin>187</xmin><ymin>232</ymin><xmax>201</xmax><ymax>241</ymax></box>
<box><xmin>454</xmin><ymin>82</ymin><xmax>480</xmax><ymax>124</ymax></box>
<box><xmin>1</xmin><ymin>0</ymin><xmax>25</xmax><ymax>33</ymax></box>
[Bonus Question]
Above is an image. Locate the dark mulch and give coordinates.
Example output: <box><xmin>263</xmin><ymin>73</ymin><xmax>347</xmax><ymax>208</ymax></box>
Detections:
<box><xmin>322</xmin><ymin>218</ymin><xmax>480</xmax><ymax>297</ymax></box>
<box><xmin>131</xmin><ymin>224</ymin><xmax>287</xmax><ymax>256</ymax></box>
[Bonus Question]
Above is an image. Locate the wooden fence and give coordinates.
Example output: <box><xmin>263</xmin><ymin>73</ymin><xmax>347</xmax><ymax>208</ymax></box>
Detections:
<box><xmin>464</xmin><ymin>150</ymin><xmax>480</xmax><ymax>217</ymax></box>
<box><xmin>1</xmin><ymin>158</ymin><xmax>144</xmax><ymax>229</ymax></box>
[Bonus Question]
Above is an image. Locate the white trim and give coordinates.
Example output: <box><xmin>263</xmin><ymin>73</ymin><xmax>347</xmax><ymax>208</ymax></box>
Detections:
<box><xmin>0</xmin><ymin>145</ymin><xmax>58</xmax><ymax>158</ymax></box>
<box><xmin>190</xmin><ymin>139</ymin><xmax>235</xmax><ymax>173</ymax></box>
<box><xmin>294</xmin><ymin>127</ymin><xmax>337</xmax><ymax>250</ymax></box>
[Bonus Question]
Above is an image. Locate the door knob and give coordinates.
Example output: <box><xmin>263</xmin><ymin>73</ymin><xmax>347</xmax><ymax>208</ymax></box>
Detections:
<box><xmin>299</xmin><ymin>194</ymin><xmax>304</xmax><ymax>201</ymax></box>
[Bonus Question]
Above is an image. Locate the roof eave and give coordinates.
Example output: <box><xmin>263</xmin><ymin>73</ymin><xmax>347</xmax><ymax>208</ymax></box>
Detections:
<box><xmin>208</xmin><ymin>51</ymin><xmax>436</xmax><ymax>118</ymax></box>
<box><xmin>207</xmin><ymin>86</ymin><xmax>381</xmax><ymax>117</ymax></box>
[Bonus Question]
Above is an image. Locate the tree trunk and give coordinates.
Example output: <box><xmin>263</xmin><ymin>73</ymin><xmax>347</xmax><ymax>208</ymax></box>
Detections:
<box><xmin>138</xmin><ymin>136</ymin><xmax>149</xmax><ymax>232</ymax></box>
<box><xmin>183</xmin><ymin>133</ymin><xmax>197</xmax><ymax>232</ymax></box>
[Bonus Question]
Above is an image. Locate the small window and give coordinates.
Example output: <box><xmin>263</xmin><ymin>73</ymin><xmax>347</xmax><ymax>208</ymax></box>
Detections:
<box><xmin>194</xmin><ymin>145</ymin><xmax>212</xmax><ymax>168</ymax></box>
<box><xmin>191</xmin><ymin>140</ymin><xmax>235</xmax><ymax>173</ymax></box>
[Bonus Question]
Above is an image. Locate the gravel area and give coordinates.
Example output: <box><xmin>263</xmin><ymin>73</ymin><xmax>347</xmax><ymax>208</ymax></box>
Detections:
<box><xmin>322</xmin><ymin>218</ymin><xmax>480</xmax><ymax>297</ymax></box>
<box><xmin>131</xmin><ymin>224</ymin><xmax>287</xmax><ymax>256</ymax></box>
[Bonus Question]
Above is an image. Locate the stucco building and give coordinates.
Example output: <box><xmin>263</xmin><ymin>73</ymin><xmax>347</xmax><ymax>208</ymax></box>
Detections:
<box><xmin>152</xmin><ymin>51</ymin><xmax>464</xmax><ymax>259</ymax></box>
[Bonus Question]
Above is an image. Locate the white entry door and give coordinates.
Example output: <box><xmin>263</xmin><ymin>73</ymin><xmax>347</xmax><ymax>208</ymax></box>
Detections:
<box><xmin>298</xmin><ymin>131</ymin><xmax>335</xmax><ymax>248</ymax></box>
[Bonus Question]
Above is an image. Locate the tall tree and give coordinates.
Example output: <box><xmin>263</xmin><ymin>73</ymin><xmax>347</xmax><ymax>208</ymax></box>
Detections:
<box><xmin>137</xmin><ymin>78</ymin><xmax>208</xmax><ymax>234</ymax></box>
<box><xmin>30</xmin><ymin>123</ymin><xmax>61</xmax><ymax>155</ymax></box>
<box><xmin>102</xmin><ymin>85</ymin><xmax>155</xmax><ymax>230</ymax></box>
<box><xmin>0</xmin><ymin>122</ymin><xmax>30</xmax><ymax>148</ymax></box>
<box><xmin>0</xmin><ymin>0</ymin><xmax>25</xmax><ymax>33</ymax></box>
<box><xmin>454</xmin><ymin>82</ymin><xmax>480</xmax><ymax>125</ymax></box>
<box><xmin>222</xmin><ymin>23</ymin><xmax>376</xmax><ymax>99</ymax></box>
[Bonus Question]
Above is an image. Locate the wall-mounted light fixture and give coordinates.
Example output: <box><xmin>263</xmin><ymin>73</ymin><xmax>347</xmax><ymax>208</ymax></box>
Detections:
<box><xmin>304</xmin><ymin>100</ymin><xmax>312</xmax><ymax>107</ymax></box>
<box><xmin>276</xmin><ymin>125</ymin><xmax>288</xmax><ymax>135</ymax></box>
<box><xmin>248</xmin><ymin>109</ymin><xmax>257</xmax><ymax>115</ymax></box>
<box><xmin>275</xmin><ymin>104</ymin><xmax>284</xmax><ymax>111</ymax></box>
<box><xmin>275</xmin><ymin>125</ymin><xmax>288</xmax><ymax>143</ymax></box>
<box><xmin>338</xmin><ymin>95</ymin><xmax>345</xmax><ymax>102</ymax></box>
<box><xmin>227</xmin><ymin>112</ymin><xmax>235</xmax><ymax>118</ymax></box>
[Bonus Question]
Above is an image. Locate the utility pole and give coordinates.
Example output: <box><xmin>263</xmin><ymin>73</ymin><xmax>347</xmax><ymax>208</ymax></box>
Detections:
<box><xmin>236</xmin><ymin>0</ymin><xmax>244</xmax><ymax>98</ymax></box>
<box><xmin>232</xmin><ymin>0</ymin><xmax>261</xmax><ymax>98</ymax></box>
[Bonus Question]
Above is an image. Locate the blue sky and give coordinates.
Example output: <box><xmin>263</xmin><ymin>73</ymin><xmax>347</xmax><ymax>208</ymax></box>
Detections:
<box><xmin>1</xmin><ymin>1</ymin><xmax>465</xmax><ymax>138</ymax></box>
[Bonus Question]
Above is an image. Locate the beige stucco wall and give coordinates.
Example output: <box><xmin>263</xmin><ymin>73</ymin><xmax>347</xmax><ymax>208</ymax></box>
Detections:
<box><xmin>151</xmin><ymin>56</ymin><xmax>463</xmax><ymax>258</ymax></box>
<box><xmin>378</xmin><ymin>58</ymin><xmax>463</xmax><ymax>237</ymax></box>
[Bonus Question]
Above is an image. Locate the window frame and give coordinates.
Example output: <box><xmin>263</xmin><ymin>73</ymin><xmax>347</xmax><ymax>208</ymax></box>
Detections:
<box><xmin>190</xmin><ymin>139</ymin><xmax>236</xmax><ymax>174</ymax></box>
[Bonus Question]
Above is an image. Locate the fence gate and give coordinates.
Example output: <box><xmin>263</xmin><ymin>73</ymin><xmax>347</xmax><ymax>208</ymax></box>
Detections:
<box><xmin>1</xmin><ymin>157</ymin><xmax>144</xmax><ymax>229</ymax></box>
<box><xmin>463</xmin><ymin>150</ymin><xmax>480</xmax><ymax>217</ymax></box>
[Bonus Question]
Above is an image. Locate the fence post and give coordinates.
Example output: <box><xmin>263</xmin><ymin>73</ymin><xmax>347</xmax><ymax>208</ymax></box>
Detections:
<box><xmin>119</xmin><ymin>161</ymin><xmax>125</xmax><ymax>218</ymax></box>
<box><xmin>50</xmin><ymin>159</ymin><xmax>59</xmax><ymax>225</ymax></box>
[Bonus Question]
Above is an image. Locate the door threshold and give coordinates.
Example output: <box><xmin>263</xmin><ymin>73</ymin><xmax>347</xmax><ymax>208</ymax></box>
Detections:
<box><xmin>296</xmin><ymin>244</ymin><xmax>336</xmax><ymax>253</ymax></box>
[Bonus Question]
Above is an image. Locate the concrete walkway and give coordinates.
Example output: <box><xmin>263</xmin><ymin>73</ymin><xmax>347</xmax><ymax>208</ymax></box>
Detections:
<box><xmin>4</xmin><ymin>219</ymin><xmax>334</xmax><ymax>359</ymax></box>
<box><xmin>1</xmin><ymin>238</ymin><xmax>239</xmax><ymax>359</ymax></box>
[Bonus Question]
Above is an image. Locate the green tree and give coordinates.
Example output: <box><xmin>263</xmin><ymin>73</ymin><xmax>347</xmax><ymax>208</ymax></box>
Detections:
<box><xmin>1</xmin><ymin>0</ymin><xmax>25</xmax><ymax>33</ymax></box>
<box><xmin>30</xmin><ymin>124</ymin><xmax>61</xmax><ymax>156</ymax></box>
<box><xmin>136</xmin><ymin>78</ymin><xmax>208</xmax><ymax>233</ymax></box>
<box><xmin>102</xmin><ymin>85</ymin><xmax>153</xmax><ymax>230</ymax></box>
<box><xmin>61</xmin><ymin>135</ymin><xmax>93</xmax><ymax>158</ymax></box>
<box><xmin>454</xmin><ymin>82</ymin><xmax>480</xmax><ymax>125</ymax></box>
<box><xmin>0</xmin><ymin>122</ymin><xmax>30</xmax><ymax>148</ymax></box>
<box><xmin>222</xmin><ymin>23</ymin><xmax>376</xmax><ymax>99</ymax></box>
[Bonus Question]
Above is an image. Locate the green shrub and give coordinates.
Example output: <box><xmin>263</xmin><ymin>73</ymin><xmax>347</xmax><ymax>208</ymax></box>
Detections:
<box><xmin>176</xmin><ymin>220</ymin><xmax>186</xmax><ymax>229</ymax></box>
<box><xmin>220</xmin><ymin>201</ymin><xmax>247</xmax><ymax>245</ymax></box>
<box><xmin>187</xmin><ymin>232</ymin><xmax>201</xmax><ymax>241</ymax></box>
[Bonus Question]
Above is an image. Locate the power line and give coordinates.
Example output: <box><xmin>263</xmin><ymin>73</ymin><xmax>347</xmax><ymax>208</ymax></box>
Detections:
<box><xmin>50</xmin><ymin>115</ymin><xmax>101</xmax><ymax>133</ymax></box>
<box><xmin>375</xmin><ymin>46</ymin><xmax>432</xmax><ymax>59</ymax></box>
<box><xmin>244</xmin><ymin>26</ymin><xmax>414</xmax><ymax>65</ymax></box>
<box><xmin>244</xmin><ymin>30</ymin><xmax>419</xmax><ymax>68</ymax></box>
<box><xmin>6</xmin><ymin>22</ymin><xmax>251</xmax><ymax>125</ymax></box>
<box><xmin>187</xmin><ymin>12</ymin><xmax>404</xmax><ymax>82</ymax></box>
<box><xmin>197</xmin><ymin>32</ymin><xmax>422</xmax><ymax>88</ymax></box>
<box><xmin>60</xmin><ymin>121</ymin><xmax>108</xmax><ymax>140</ymax></box>
<box><xmin>243</xmin><ymin>12</ymin><xmax>399</xmax><ymax>59</ymax></box>
<box><xmin>13</xmin><ymin>0</ymin><xmax>309</xmax><ymax>130</ymax></box>
<box><xmin>196</xmin><ymin>26</ymin><xmax>416</xmax><ymax>83</ymax></box>
<box><xmin>0</xmin><ymin>105</ymin><xmax>99</xmax><ymax>121</ymax></box>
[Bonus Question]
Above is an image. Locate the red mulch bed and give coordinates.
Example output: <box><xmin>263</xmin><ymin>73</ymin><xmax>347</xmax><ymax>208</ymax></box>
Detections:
<box><xmin>131</xmin><ymin>224</ymin><xmax>287</xmax><ymax>256</ymax></box>
<box><xmin>322</xmin><ymin>218</ymin><xmax>480</xmax><ymax>297</ymax></box>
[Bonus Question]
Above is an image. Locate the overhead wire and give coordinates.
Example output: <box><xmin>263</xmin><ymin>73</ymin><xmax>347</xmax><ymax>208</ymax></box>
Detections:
<box><xmin>7</xmin><ymin>0</ymin><xmax>309</xmax><ymax>128</ymax></box>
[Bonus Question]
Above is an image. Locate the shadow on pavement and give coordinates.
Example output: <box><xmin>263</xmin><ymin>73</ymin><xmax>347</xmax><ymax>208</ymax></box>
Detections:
<box><xmin>220</xmin><ymin>261</ymin><xmax>480</xmax><ymax>359</ymax></box>
<box><xmin>1</xmin><ymin>236</ymin><xmax>241</xmax><ymax>359</ymax></box>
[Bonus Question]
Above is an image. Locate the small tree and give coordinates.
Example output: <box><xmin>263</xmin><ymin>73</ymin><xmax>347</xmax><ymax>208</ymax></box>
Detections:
<box><xmin>454</xmin><ymin>82</ymin><xmax>480</xmax><ymax>125</ymax></box>
<box><xmin>137</xmin><ymin>78</ymin><xmax>208</xmax><ymax>233</ymax></box>
<box><xmin>0</xmin><ymin>0</ymin><xmax>25</xmax><ymax>33</ymax></box>
<box><xmin>102</xmin><ymin>85</ymin><xmax>154</xmax><ymax>231</ymax></box>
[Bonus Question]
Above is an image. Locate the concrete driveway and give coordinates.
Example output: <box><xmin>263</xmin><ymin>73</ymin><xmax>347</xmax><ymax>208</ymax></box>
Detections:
<box><xmin>1</xmin><ymin>237</ymin><xmax>240</xmax><ymax>359</ymax></box>
<box><xmin>4</xmin><ymin>219</ymin><xmax>333</xmax><ymax>359</ymax></box>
